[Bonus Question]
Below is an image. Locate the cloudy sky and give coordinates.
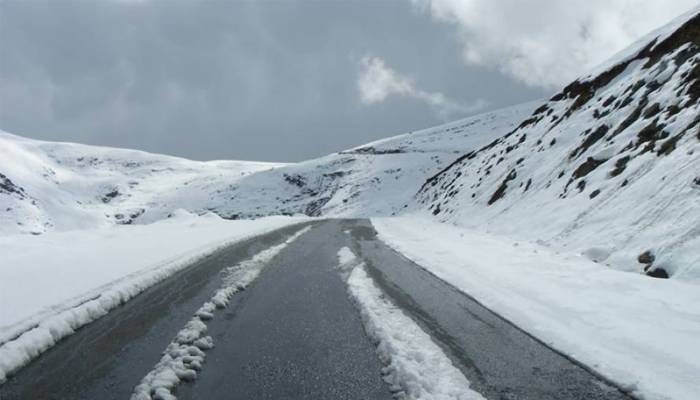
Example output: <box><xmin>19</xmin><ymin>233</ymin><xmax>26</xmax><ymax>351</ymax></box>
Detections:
<box><xmin>0</xmin><ymin>1</ymin><xmax>696</xmax><ymax>162</ymax></box>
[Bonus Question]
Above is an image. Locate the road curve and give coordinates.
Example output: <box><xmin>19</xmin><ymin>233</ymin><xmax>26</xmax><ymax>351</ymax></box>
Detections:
<box><xmin>0</xmin><ymin>219</ymin><xmax>631</xmax><ymax>400</ymax></box>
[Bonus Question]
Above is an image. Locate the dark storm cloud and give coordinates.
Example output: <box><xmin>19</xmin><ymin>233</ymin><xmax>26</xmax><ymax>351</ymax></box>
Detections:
<box><xmin>0</xmin><ymin>0</ymin><xmax>546</xmax><ymax>162</ymax></box>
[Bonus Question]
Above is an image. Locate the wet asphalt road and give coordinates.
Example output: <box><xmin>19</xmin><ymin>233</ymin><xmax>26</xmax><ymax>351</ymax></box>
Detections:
<box><xmin>0</xmin><ymin>219</ymin><xmax>631</xmax><ymax>400</ymax></box>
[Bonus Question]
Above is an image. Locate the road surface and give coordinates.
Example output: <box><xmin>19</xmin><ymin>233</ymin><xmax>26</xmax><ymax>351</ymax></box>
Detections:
<box><xmin>0</xmin><ymin>219</ymin><xmax>630</xmax><ymax>400</ymax></box>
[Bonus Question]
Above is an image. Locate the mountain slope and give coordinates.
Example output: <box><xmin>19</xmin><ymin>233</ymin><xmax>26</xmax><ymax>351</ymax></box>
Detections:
<box><xmin>0</xmin><ymin>131</ymin><xmax>282</xmax><ymax>235</ymax></box>
<box><xmin>0</xmin><ymin>103</ymin><xmax>533</xmax><ymax>234</ymax></box>
<box><xmin>416</xmin><ymin>8</ymin><xmax>700</xmax><ymax>279</ymax></box>
<box><xmin>206</xmin><ymin>102</ymin><xmax>534</xmax><ymax>219</ymax></box>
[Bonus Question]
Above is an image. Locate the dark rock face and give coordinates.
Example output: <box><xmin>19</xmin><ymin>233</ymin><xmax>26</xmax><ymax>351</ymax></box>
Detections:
<box><xmin>0</xmin><ymin>173</ymin><xmax>27</xmax><ymax>199</ymax></box>
<box><xmin>305</xmin><ymin>196</ymin><xmax>331</xmax><ymax>217</ymax></box>
<box><xmin>642</xmin><ymin>102</ymin><xmax>662</xmax><ymax>119</ymax></box>
<box><xmin>570</xmin><ymin>125</ymin><xmax>609</xmax><ymax>159</ymax></box>
<box><xmin>609</xmin><ymin>156</ymin><xmax>631</xmax><ymax>177</ymax></box>
<box><xmin>284</xmin><ymin>174</ymin><xmax>307</xmax><ymax>188</ymax></box>
<box><xmin>488</xmin><ymin>169</ymin><xmax>517</xmax><ymax>205</ymax></box>
<box><xmin>345</xmin><ymin>146</ymin><xmax>404</xmax><ymax>155</ymax></box>
<box><xmin>102</xmin><ymin>189</ymin><xmax>120</xmax><ymax>204</ymax></box>
<box><xmin>637</xmin><ymin>251</ymin><xmax>669</xmax><ymax>278</ymax></box>
<box><xmin>646</xmin><ymin>267</ymin><xmax>669</xmax><ymax>279</ymax></box>
<box><xmin>572</xmin><ymin>157</ymin><xmax>607</xmax><ymax>180</ymax></box>
<box><xmin>638</xmin><ymin>250</ymin><xmax>656</xmax><ymax>265</ymax></box>
<box><xmin>114</xmin><ymin>208</ymin><xmax>145</xmax><ymax>225</ymax></box>
<box><xmin>636</xmin><ymin>120</ymin><xmax>670</xmax><ymax>153</ymax></box>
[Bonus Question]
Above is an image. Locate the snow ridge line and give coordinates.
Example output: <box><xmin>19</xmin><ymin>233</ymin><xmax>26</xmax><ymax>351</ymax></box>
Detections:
<box><xmin>131</xmin><ymin>226</ymin><xmax>311</xmax><ymax>400</ymax></box>
<box><xmin>340</xmin><ymin>248</ymin><xmax>485</xmax><ymax>400</ymax></box>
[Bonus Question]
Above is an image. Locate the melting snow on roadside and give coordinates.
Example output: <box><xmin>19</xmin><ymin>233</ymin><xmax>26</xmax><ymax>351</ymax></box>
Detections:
<box><xmin>0</xmin><ymin>215</ymin><xmax>307</xmax><ymax>384</ymax></box>
<box><xmin>131</xmin><ymin>226</ymin><xmax>310</xmax><ymax>400</ymax></box>
<box><xmin>341</xmin><ymin>247</ymin><xmax>485</xmax><ymax>400</ymax></box>
<box><xmin>372</xmin><ymin>217</ymin><xmax>700</xmax><ymax>400</ymax></box>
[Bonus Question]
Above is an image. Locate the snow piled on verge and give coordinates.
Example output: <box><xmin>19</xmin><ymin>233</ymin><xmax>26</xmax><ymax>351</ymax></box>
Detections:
<box><xmin>131</xmin><ymin>226</ymin><xmax>310</xmax><ymax>400</ymax></box>
<box><xmin>337</xmin><ymin>246</ymin><xmax>357</xmax><ymax>265</ymax></box>
<box><xmin>0</xmin><ymin>213</ymin><xmax>308</xmax><ymax>384</ymax></box>
<box><xmin>342</xmin><ymin>248</ymin><xmax>485</xmax><ymax>400</ymax></box>
<box><xmin>372</xmin><ymin>216</ymin><xmax>700</xmax><ymax>400</ymax></box>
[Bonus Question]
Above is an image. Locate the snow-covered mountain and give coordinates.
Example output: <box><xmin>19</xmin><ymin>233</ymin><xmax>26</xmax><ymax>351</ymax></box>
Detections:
<box><xmin>0</xmin><ymin>103</ymin><xmax>533</xmax><ymax>234</ymax></box>
<box><xmin>1</xmin><ymin>7</ymin><xmax>698</xmax><ymax>280</ymax></box>
<box><xmin>416</xmin><ymin>8</ymin><xmax>700</xmax><ymax>279</ymax></box>
<box><xmin>204</xmin><ymin>103</ymin><xmax>534</xmax><ymax>219</ymax></box>
<box><xmin>0</xmin><ymin>131</ymin><xmax>283</xmax><ymax>235</ymax></box>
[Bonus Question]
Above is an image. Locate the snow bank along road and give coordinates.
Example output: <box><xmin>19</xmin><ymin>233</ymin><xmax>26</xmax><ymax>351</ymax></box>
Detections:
<box><xmin>0</xmin><ymin>220</ymin><xmax>631</xmax><ymax>400</ymax></box>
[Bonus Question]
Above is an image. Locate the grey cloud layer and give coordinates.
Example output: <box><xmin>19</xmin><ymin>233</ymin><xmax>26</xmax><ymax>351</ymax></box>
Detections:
<box><xmin>1</xmin><ymin>1</ymin><xmax>545</xmax><ymax>161</ymax></box>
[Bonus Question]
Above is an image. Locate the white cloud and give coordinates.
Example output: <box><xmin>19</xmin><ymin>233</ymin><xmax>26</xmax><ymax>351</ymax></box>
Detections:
<box><xmin>414</xmin><ymin>0</ymin><xmax>698</xmax><ymax>88</ymax></box>
<box><xmin>357</xmin><ymin>56</ymin><xmax>488</xmax><ymax>119</ymax></box>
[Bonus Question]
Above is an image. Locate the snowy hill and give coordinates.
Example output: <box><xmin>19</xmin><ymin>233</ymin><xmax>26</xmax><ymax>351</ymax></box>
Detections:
<box><xmin>0</xmin><ymin>131</ymin><xmax>283</xmax><ymax>235</ymax></box>
<box><xmin>0</xmin><ymin>103</ymin><xmax>533</xmax><ymax>234</ymax></box>
<box><xmin>207</xmin><ymin>103</ymin><xmax>534</xmax><ymax>219</ymax></box>
<box><xmin>415</xmin><ymin>8</ymin><xmax>700</xmax><ymax>279</ymax></box>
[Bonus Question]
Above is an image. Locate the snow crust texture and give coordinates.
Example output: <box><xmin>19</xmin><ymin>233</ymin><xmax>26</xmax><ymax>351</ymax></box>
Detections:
<box><xmin>131</xmin><ymin>226</ymin><xmax>310</xmax><ymax>400</ymax></box>
<box><xmin>342</xmin><ymin>249</ymin><xmax>484</xmax><ymax>400</ymax></box>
